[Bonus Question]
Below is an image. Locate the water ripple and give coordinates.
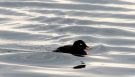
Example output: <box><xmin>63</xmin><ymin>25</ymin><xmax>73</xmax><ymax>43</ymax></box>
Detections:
<box><xmin>0</xmin><ymin>0</ymin><xmax>135</xmax><ymax>77</ymax></box>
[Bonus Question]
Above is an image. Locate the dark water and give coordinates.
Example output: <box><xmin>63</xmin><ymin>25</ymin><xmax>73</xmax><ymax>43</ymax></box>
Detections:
<box><xmin>0</xmin><ymin>0</ymin><xmax>135</xmax><ymax>77</ymax></box>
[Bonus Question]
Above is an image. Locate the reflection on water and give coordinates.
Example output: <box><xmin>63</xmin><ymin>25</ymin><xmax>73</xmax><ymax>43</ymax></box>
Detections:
<box><xmin>73</xmin><ymin>61</ymin><xmax>86</xmax><ymax>69</ymax></box>
<box><xmin>0</xmin><ymin>0</ymin><xmax>135</xmax><ymax>77</ymax></box>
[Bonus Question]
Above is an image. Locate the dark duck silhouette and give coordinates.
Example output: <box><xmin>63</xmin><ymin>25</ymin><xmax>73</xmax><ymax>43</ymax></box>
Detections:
<box><xmin>53</xmin><ymin>40</ymin><xmax>91</xmax><ymax>56</ymax></box>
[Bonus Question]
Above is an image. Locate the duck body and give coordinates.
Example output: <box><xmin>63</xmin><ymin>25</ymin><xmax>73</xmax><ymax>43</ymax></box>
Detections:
<box><xmin>53</xmin><ymin>40</ymin><xmax>90</xmax><ymax>56</ymax></box>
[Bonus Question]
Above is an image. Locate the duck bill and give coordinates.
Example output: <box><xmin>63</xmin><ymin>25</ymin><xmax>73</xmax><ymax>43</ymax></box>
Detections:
<box><xmin>85</xmin><ymin>46</ymin><xmax>92</xmax><ymax>50</ymax></box>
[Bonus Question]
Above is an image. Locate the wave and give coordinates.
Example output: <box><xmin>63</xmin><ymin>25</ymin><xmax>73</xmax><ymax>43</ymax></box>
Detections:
<box><xmin>0</xmin><ymin>0</ymin><xmax>135</xmax><ymax>77</ymax></box>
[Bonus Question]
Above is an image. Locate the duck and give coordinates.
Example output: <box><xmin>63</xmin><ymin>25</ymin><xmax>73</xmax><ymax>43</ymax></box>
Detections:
<box><xmin>53</xmin><ymin>40</ymin><xmax>92</xmax><ymax>57</ymax></box>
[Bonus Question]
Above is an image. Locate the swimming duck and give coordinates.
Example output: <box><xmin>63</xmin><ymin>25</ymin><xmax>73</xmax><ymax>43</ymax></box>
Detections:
<box><xmin>53</xmin><ymin>40</ymin><xmax>91</xmax><ymax>56</ymax></box>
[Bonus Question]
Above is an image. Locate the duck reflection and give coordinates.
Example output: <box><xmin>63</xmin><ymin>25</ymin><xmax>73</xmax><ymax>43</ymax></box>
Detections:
<box><xmin>73</xmin><ymin>61</ymin><xmax>86</xmax><ymax>69</ymax></box>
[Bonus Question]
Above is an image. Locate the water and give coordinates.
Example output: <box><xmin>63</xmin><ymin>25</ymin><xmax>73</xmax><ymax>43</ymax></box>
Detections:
<box><xmin>0</xmin><ymin>0</ymin><xmax>135</xmax><ymax>77</ymax></box>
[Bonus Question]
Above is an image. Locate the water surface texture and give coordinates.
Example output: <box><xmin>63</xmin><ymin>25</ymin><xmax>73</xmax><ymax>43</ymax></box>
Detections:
<box><xmin>0</xmin><ymin>0</ymin><xmax>135</xmax><ymax>77</ymax></box>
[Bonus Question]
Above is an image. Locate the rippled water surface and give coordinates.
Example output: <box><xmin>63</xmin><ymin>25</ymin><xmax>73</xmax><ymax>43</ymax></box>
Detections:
<box><xmin>0</xmin><ymin>0</ymin><xmax>135</xmax><ymax>77</ymax></box>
